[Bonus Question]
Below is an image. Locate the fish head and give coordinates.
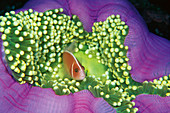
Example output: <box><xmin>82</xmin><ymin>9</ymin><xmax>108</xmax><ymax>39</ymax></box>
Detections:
<box><xmin>71</xmin><ymin>62</ymin><xmax>86</xmax><ymax>80</ymax></box>
<box><xmin>63</xmin><ymin>50</ymin><xmax>86</xmax><ymax>80</ymax></box>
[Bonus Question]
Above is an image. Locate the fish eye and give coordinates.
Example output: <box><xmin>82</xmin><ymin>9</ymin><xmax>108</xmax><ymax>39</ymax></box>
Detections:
<box><xmin>75</xmin><ymin>68</ymin><xmax>79</xmax><ymax>72</ymax></box>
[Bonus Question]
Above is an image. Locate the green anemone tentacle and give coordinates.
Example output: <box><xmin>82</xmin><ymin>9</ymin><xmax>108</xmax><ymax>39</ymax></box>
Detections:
<box><xmin>1</xmin><ymin>8</ymin><xmax>169</xmax><ymax>113</ymax></box>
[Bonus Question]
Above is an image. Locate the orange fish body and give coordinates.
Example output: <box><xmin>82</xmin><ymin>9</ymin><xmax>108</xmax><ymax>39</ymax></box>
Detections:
<box><xmin>63</xmin><ymin>50</ymin><xmax>86</xmax><ymax>80</ymax></box>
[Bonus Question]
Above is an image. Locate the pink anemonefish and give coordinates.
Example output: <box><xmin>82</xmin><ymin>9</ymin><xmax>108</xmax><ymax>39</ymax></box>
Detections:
<box><xmin>63</xmin><ymin>50</ymin><xmax>86</xmax><ymax>80</ymax></box>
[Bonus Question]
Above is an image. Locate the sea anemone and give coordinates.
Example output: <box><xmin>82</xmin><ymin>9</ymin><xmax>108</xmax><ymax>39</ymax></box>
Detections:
<box><xmin>0</xmin><ymin>0</ymin><xmax>170</xmax><ymax>113</ymax></box>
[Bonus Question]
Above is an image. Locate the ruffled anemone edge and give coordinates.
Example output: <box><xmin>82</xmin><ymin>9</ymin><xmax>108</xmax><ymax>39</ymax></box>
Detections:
<box><xmin>133</xmin><ymin>94</ymin><xmax>170</xmax><ymax>113</ymax></box>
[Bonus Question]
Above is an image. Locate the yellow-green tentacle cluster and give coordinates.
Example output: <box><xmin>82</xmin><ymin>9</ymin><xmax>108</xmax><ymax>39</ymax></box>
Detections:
<box><xmin>90</xmin><ymin>15</ymin><xmax>132</xmax><ymax>83</ymax></box>
<box><xmin>126</xmin><ymin>74</ymin><xmax>170</xmax><ymax>97</ymax></box>
<box><xmin>1</xmin><ymin>8</ymin><xmax>170</xmax><ymax>113</ymax></box>
<box><xmin>0</xmin><ymin>8</ymin><xmax>87</xmax><ymax>86</ymax></box>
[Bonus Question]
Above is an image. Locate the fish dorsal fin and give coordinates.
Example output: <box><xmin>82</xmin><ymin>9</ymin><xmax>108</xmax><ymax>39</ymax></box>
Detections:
<box><xmin>64</xmin><ymin>41</ymin><xmax>77</xmax><ymax>53</ymax></box>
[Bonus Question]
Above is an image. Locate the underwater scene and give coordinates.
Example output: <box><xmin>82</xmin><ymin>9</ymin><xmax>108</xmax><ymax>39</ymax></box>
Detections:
<box><xmin>0</xmin><ymin>0</ymin><xmax>169</xmax><ymax>113</ymax></box>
